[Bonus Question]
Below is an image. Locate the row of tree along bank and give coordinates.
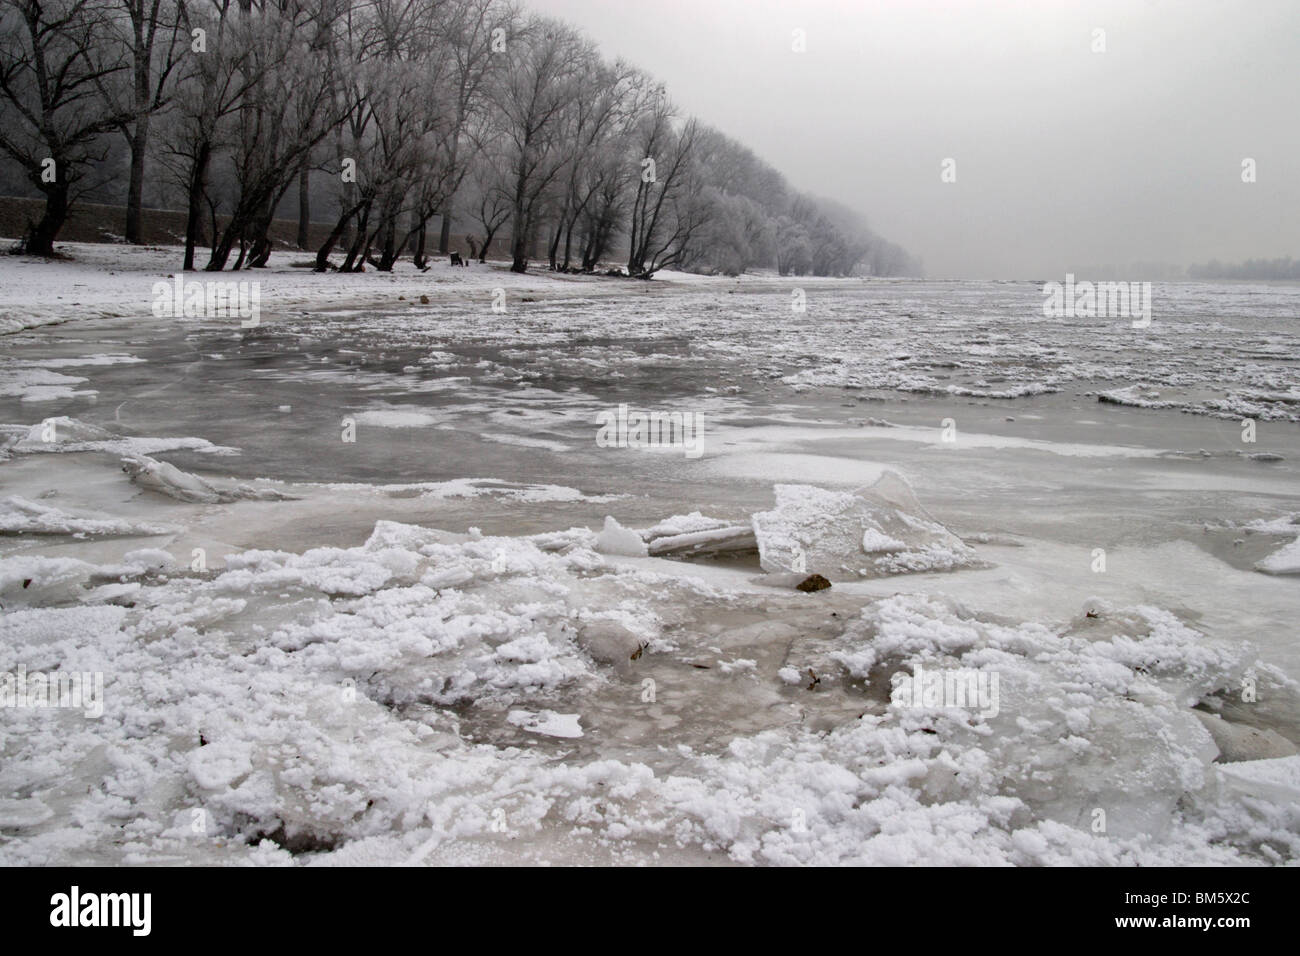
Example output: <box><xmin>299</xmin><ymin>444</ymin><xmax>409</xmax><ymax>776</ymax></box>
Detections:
<box><xmin>0</xmin><ymin>0</ymin><xmax>921</xmax><ymax>278</ymax></box>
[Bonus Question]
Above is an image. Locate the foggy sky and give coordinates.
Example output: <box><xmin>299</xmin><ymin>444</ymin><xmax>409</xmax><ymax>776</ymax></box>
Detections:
<box><xmin>529</xmin><ymin>0</ymin><xmax>1300</xmax><ymax>278</ymax></box>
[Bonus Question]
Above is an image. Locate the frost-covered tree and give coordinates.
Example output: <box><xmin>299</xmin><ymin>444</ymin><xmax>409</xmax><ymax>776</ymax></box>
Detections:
<box><xmin>98</xmin><ymin>0</ymin><xmax>186</xmax><ymax>243</ymax></box>
<box><xmin>204</xmin><ymin>0</ymin><xmax>340</xmax><ymax>270</ymax></box>
<box><xmin>625</xmin><ymin>95</ymin><xmax>699</xmax><ymax>277</ymax></box>
<box><xmin>0</xmin><ymin>0</ymin><xmax>131</xmax><ymax>254</ymax></box>
<box><xmin>0</xmin><ymin>0</ymin><xmax>918</xmax><ymax>274</ymax></box>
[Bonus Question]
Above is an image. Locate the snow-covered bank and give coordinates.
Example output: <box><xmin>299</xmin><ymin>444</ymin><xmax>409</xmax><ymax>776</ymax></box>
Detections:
<box><xmin>0</xmin><ymin>239</ymin><xmax>806</xmax><ymax>336</ymax></box>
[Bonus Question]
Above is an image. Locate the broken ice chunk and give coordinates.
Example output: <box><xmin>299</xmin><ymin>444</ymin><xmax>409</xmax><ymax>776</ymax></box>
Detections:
<box><xmin>1255</xmin><ymin>536</ymin><xmax>1300</xmax><ymax>575</ymax></box>
<box><xmin>751</xmin><ymin>472</ymin><xmax>974</xmax><ymax>581</ymax></box>
<box><xmin>647</xmin><ymin>525</ymin><xmax>756</xmax><ymax>556</ymax></box>
<box><xmin>1217</xmin><ymin>755</ymin><xmax>1300</xmax><ymax>805</ymax></box>
<box><xmin>122</xmin><ymin>454</ymin><xmax>297</xmax><ymax>503</ymax></box>
<box><xmin>593</xmin><ymin>516</ymin><xmax>648</xmax><ymax>557</ymax></box>
<box><xmin>507</xmin><ymin>710</ymin><xmax>584</xmax><ymax>738</ymax></box>
<box><xmin>0</xmin><ymin>495</ymin><xmax>177</xmax><ymax>536</ymax></box>
<box><xmin>122</xmin><ymin>454</ymin><xmax>224</xmax><ymax>503</ymax></box>
<box><xmin>861</xmin><ymin>528</ymin><xmax>907</xmax><ymax>553</ymax></box>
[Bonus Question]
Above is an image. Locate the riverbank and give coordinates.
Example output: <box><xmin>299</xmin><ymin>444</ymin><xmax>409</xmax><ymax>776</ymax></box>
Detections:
<box><xmin>0</xmin><ymin>238</ymin><xmax>855</xmax><ymax>336</ymax></box>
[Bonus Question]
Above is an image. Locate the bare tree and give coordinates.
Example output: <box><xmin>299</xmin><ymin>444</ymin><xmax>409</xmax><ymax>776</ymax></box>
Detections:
<box><xmin>0</xmin><ymin>0</ymin><xmax>131</xmax><ymax>255</ymax></box>
<box><xmin>98</xmin><ymin>0</ymin><xmax>185</xmax><ymax>243</ymax></box>
<box><xmin>576</xmin><ymin>146</ymin><xmax>631</xmax><ymax>271</ymax></box>
<box><xmin>625</xmin><ymin>96</ymin><xmax>698</xmax><ymax>277</ymax></box>
<box><xmin>429</xmin><ymin>0</ymin><xmax>513</xmax><ymax>256</ymax></box>
<box><xmin>489</xmin><ymin>15</ymin><xmax>584</xmax><ymax>273</ymax></box>
<box><xmin>205</xmin><ymin>0</ymin><xmax>340</xmax><ymax>270</ymax></box>
<box><xmin>1</xmin><ymin>0</ymin><xmax>918</xmax><ymax>277</ymax></box>
<box><xmin>544</xmin><ymin>58</ymin><xmax>641</xmax><ymax>271</ymax></box>
<box><xmin>312</xmin><ymin>0</ymin><xmax>459</xmax><ymax>273</ymax></box>
<box><xmin>463</xmin><ymin>127</ymin><xmax>511</xmax><ymax>261</ymax></box>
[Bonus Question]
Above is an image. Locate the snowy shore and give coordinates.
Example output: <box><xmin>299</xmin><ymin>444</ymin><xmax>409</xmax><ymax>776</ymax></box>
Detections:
<box><xmin>0</xmin><ymin>239</ymin><xmax>801</xmax><ymax>337</ymax></box>
<box><xmin>2</xmin><ymin>244</ymin><xmax>1299</xmax><ymax>865</ymax></box>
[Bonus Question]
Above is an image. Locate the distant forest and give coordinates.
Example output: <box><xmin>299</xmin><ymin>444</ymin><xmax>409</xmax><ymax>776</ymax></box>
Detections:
<box><xmin>1187</xmin><ymin>258</ymin><xmax>1300</xmax><ymax>281</ymax></box>
<box><xmin>0</xmin><ymin>0</ymin><xmax>922</xmax><ymax>278</ymax></box>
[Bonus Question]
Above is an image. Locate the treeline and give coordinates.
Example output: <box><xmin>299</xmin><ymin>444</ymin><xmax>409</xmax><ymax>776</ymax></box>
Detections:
<box><xmin>0</xmin><ymin>0</ymin><xmax>919</xmax><ymax>277</ymax></box>
<box><xmin>1187</xmin><ymin>258</ymin><xmax>1300</xmax><ymax>281</ymax></box>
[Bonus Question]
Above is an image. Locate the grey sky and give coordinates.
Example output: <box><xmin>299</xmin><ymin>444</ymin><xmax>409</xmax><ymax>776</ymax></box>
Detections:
<box><xmin>529</xmin><ymin>0</ymin><xmax>1300</xmax><ymax>278</ymax></box>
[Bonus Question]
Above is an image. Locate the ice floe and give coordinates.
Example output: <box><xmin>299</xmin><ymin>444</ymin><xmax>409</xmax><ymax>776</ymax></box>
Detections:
<box><xmin>0</xmin><ymin>495</ymin><xmax>177</xmax><ymax>537</ymax></box>
<box><xmin>751</xmin><ymin>472</ymin><xmax>976</xmax><ymax>580</ymax></box>
<box><xmin>121</xmin><ymin>454</ymin><xmax>298</xmax><ymax>504</ymax></box>
<box><xmin>3</xmin><ymin>417</ymin><xmax>236</xmax><ymax>457</ymax></box>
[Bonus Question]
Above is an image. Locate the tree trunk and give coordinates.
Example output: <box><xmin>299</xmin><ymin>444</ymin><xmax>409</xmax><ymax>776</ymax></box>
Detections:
<box><xmin>315</xmin><ymin>201</ymin><xmax>361</xmax><ymax>271</ymax></box>
<box><xmin>376</xmin><ymin>198</ymin><xmax>402</xmax><ymax>271</ymax></box>
<box><xmin>206</xmin><ymin>220</ymin><xmax>241</xmax><ymax>271</ymax></box>
<box><xmin>437</xmin><ymin>206</ymin><xmax>452</xmax><ymax>255</ymax></box>
<box><xmin>249</xmin><ymin>228</ymin><xmax>273</xmax><ymax>268</ymax></box>
<box><xmin>340</xmin><ymin>203</ymin><xmax>372</xmax><ymax>272</ymax></box>
<box><xmin>562</xmin><ymin>217</ymin><xmax>577</xmax><ymax>271</ymax></box>
<box><xmin>26</xmin><ymin>181</ymin><xmax>70</xmax><ymax>257</ymax></box>
<box><xmin>547</xmin><ymin>222</ymin><xmax>562</xmax><ymax>271</ymax></box>
<box><xmin>125</xmin><ymin>114</ymin><xmax>151</xmax><ymax>244</ymax></box>
<box><xmin>183</xmin><ymin>143</ymin><xmax>212</xmax><ymax>271</ymax></box>
<box><xmin>297</xmin><ymin>165</ymin><xmax>311</xmax><ymax>250</ymax></box>
<box><xmin>509</xmin><ymin>159</ymin><xmax>529</xmax><ymax>272</ymax></box>
<box><xmin>509</xmin><ymin>210</ymin><xmax>528</xmax><ymax>273</ymax></box>
<box><xmin>412</xmin><ymin>218</ymin><xmax>428</xmax><ymax>269</ymax></box>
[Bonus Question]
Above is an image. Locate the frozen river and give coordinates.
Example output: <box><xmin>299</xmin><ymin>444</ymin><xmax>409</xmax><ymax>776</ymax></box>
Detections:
<box><xmin>2</xmin><ymin>268</ymin><xmax>1299</xmax><ymax>865</ymax></box>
